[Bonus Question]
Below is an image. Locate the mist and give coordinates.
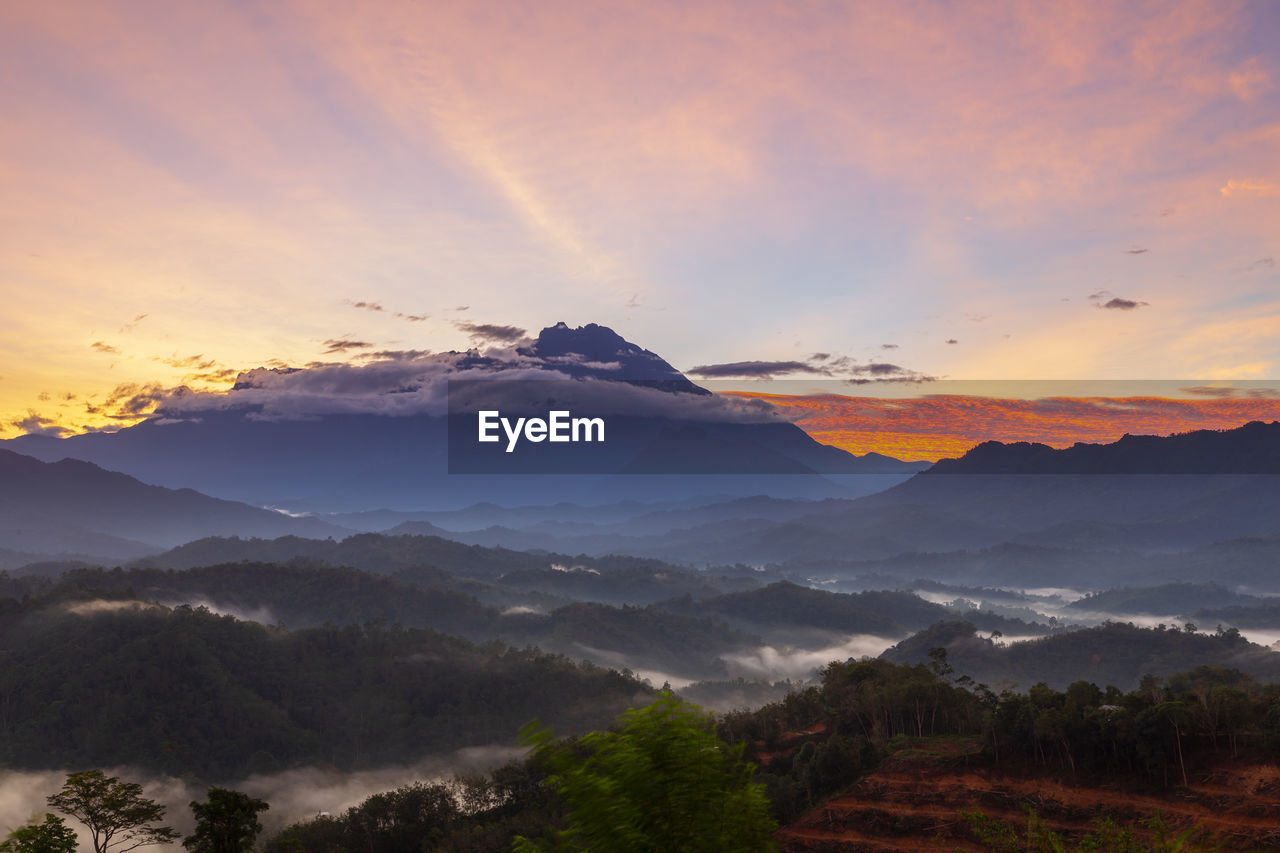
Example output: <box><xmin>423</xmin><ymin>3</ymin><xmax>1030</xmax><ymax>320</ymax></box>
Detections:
<box><xmin>721</xmin><ymin>634</ymin><xmax>901</xmax><ymax>681</ymax></box>
<box><xmin>0</xmin><ymin>747</ymin><xmax>526</xmax><ymax>852</ymax></box>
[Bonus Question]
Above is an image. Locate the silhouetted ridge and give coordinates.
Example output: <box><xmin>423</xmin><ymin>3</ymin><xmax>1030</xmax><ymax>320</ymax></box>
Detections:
<box><xmin>927</xmin><ymin>420</ymin><xmax>1280</xmax><ymax>474</ymax></box>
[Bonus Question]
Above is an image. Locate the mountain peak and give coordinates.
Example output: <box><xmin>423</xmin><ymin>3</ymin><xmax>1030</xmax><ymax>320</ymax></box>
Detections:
<box><xmin>524</xmin><ymin>322</ymin><xmax>710</xmax><ymax>394</ymax></box>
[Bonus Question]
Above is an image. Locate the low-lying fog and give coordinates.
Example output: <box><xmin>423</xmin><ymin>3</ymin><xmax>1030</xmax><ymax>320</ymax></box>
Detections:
<box><xmin>0</xmin><ymin>747</ymin><xmax>524</xmax><ymax>852</ymax></box>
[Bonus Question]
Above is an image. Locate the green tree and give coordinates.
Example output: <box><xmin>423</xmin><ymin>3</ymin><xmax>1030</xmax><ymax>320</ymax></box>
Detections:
<box><xmin>47</xmin><ymin>771</ymin><xmax>178</xmax><ymax>853</ymax></box>
<box><xmin>513</xmin><ymin>692</ymin><xmax>777</xmax><ymax>853</ymax></box>
<box><xmin>0</xmin><ymin>814</ymin><xmax>77</xmax><ymax>853</ymax></box>
<box><xmin>184</xmin><ymin>788</ymin><xmax>268</xmax><ymax>853</ymax></box>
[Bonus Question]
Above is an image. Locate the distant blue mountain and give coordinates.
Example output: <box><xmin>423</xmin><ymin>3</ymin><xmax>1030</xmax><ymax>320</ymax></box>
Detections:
<box><xmin>0</xmin><ymin>448</ymin><xmax>348</xmax><ymax>562</ymax></box>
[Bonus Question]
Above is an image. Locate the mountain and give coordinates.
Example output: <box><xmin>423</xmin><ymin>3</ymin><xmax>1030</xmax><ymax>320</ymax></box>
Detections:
<box><xmin>928</xmin><ymin>420</ymin><xmax>1280</xmax><ymax>474</ymax></box>
<box><xmin>2</xmin><ymin>323</ymin><xmax>924</xmax><ymax>512</ymax></box>
<box><xmin>0</xmin><ymin>449</ymin><xmax>347</xmax><ymax>559</ymax></box>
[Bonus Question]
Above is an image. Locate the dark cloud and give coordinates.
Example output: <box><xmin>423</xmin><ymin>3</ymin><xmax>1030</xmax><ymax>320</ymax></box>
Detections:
<box><xmin>91</xmin><ymin>341</ymin><xmax>120</xmax><ymax>355</ymax></box>
<box><xmin>880</xmin><ymin>343</ymin><xmax>898</xmax><ymax>349</ymax></box>
<box><xmin>455</xmin><ymin>306</ymin><xmax>470</xmax><ymax>311</ymax></box>
<box><xmin>348</xmin><ymin>300</ymin><xmax>384</xmax><ymax>312</ymax></box>
<box><xmin>810</xmin><ymin>353</ymin><xmax>830</xmax><ymax>361</ymax></box>
<box><xmin>1087</xmin><ymin>290</ymin><xmax>1111</xmax><ymax>301</ymax></box>
<box><xmin>1100</xmin><ymin>297</ymin><xmax>1148</xmax><ymax>310</ymax></box>
<box><xmin>10</xmin><ymin>410</ymin><xmax>70</xmax><ymax>437</ymax></box>
<box><xmin>395</xmin><ymin>313</ymin><xmax>430</xmax><ymax>322</ymax></box>
<box><xmin>1124</xmin><ymin>248</ymin><xmax>1149</xmax><ymax>254</ymax></box>
<box><xmin>843</xmin><ymin>363</ymin><xmax>935</xmax><ymax>385</ymax></box>
<box><xmin>454</xmin><ymin>322</ymin><xmax>528</xmax><ymax>344</ymax></box>
<box><xmin>687</xmin><ymin>360</ymin><xmax>828</xmax><ymax>378</ymax></box>
<box><xmin>946</xmin><ymin>339</ymin><xmax>958</xmax><ymax>344</ymax></box>
<box><xmin>323</xmin><ymin>339</ymin><xmax>374</xmax><ymax>353</ymax></box>
<box><xmin>854</xmin><ymin>362</ymin><xmax>906</xmax><ymax>376</ymax></box>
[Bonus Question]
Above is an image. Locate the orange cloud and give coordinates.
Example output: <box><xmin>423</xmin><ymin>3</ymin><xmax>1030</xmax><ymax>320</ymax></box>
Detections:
<box><xmin>1220</xmin><ymin>179</ymin><xmax>1280</xmax><ymax>198</ymax></box>
<box><xmin>728</xmin><ymin>392</ymin><xmax>1280</xmax><ymax>461</ymax></box>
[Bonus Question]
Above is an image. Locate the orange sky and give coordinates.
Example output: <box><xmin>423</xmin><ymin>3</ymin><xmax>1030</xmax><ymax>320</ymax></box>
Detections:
<box><xmin>728</xmin><ymin>392</ymin><xmax>1280</xmax><ymax>461</ymax></box>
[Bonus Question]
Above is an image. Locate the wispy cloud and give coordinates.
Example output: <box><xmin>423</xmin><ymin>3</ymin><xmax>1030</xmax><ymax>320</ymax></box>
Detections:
<box><xmin>90</xmin><ymin>341</ymin><xmax>120</xmax><ymax>355</ymax></box>
<box><xmin>1220</xmin><ymin>179</ymin><xmax>1280</xmax><ymax>198</ymax></box>
<box><xmin>322</xmin><ymin>339</ymin><xmax>374</xmax><ymax>354</ymax></box>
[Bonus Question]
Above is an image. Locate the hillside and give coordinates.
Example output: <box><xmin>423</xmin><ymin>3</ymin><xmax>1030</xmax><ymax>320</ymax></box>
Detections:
<box><xmin>0</xmin><ymin>449</ymin><xmax>347</xmax><ymax>557</ymax></box>
<box><xmin>777</xmin><ymin>737</ymin><xmax>1280</xmax><ymax>851</ymax></box>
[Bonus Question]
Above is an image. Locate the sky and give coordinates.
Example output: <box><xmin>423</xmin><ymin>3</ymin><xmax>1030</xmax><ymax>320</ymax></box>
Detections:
<box><xmin>2</xmin><ymin>0</ymin><xmax>1278</xmax><ymax>445</ymax></box>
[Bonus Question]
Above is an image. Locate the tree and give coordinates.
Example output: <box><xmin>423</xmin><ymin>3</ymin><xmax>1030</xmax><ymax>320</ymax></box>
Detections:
<box><xmin>513</xmin><ymin>692</ymin><xmax>777</xmax><ymax>853</ymax></box>
<box><xmin>184</xmin><ymin>788</ymin><xmax>269</xmax><ymax>853</ymax></box>
<box><xmin>47</xmin><ymin>771</ymin><xmax>178</xmax><ymax>853</ymax></box>
<box><xmin>0</xmin><ymin>814</ymin><xmax>77</xmax><ymax>853</ymax></box>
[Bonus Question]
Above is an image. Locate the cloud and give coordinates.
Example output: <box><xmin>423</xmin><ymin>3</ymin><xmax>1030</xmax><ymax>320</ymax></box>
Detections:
<box><xmin>1180</xmin><ymin>385</ymin><xmax>1238</xmax><ymax>398</ymax></box>
<box><xmin>1124</xmin><ymin>248</ymin><xmax>1149</xmax><ymax>254</ymax></box>
<box><xmin>1220</xmin><ymin>179</ymin><xmax>1280</xmax><ymax>198</ymax></box>
<box><xmin>347</xmin><ymin>300</ymin><xmax>384</xmax><ymax>312</ymax></box>
<box><xmin>1246</xmin><ymin>257</ymin><xmax>1275</xmax><ymax>271</ymax></box>
<box><xmin>107</xmin><ymin>340</ymin><xmax>780</xmax><ymax>425</ymax></box>
<box><xmin>394</xmin><ymin>313</ymin><xmax>430</xmax><ymax>322</ymax></box>
<box><xmin>322</xmin><ymin>339</ymin><xmax>374</xmax><ymax>353</ymax></box>
<box><xmin>737</xmin><ymin>392</ymin><xmax>1280</xmax><ymax>461</ymax></box>
<box><xmin>1087</xmin><ymin>290</ymin><xmax>1111</xmax><ymax>301</ymax></box>
<box><xmin>810</xmin><ymin>353</ymin><xmax>830</xmax><ymax>361</ymax></box>
<box><xmin>101</xmin><ymin>382</ymin><xmax>173</xmax><ymax>419</ymax></box>
<box><xmin>355</xmin><ymin>349</ymin><xmax>435</xmax><ymax>361</ymax></box>
<box><xmin>9</xmin><ymin>410</ymin><xmax>70</xmax><ymax>437</ymax></box>
<box><xmin>90</xmin><ymin>341</ymin><xmax>120</xmax><ymax>355</ymax></box>
<box><xmin>854</xmin><ymin>362</ymin><xmax>906</xmax><ymax>376</ymax></box>
<box><xmin>1229</xmin><ymin>57</ymin><xmax>1270</xmax><ymax>102</ymax></box>
<box><xmin>158</xmin><ymin>354</ymin><xmax>218</xmax><ymax>370</ymax></box>
<box><xmin>1099</xmin><ymin>297</ymin><xmax>1148</xmax><ymax>310</ymax></box>
<box><xmin>843</xmin><ymin>362</ymin><xmax>936</xmax><ymax>385</ymax></box>
<box><xmin>880</xmin><ymin>343</ymin><xmax>898</xmax><ymax>350</ymax></box>
<box><xmin>119</xmin><ymin>313</ymin><xmax>149</xmax><ymax>334</ymax></box>
<box><xmin>454</xmin><ymin>322</ymin><xmax>529</xmax><ymax>344</ymax></box>
<box><xmin>686</xmin><ymin>360</ymin><xmax>827</xmax><ymax>378</ymax></box>
<box><xmin>185</xmin><ymin>369</ymin><xmax>238</xmax><ymax>383</ymax></box>
<box><xmin>945</xmin><ymin>339</ymin><xmax>958</xmax><ymax>344</ymax></box>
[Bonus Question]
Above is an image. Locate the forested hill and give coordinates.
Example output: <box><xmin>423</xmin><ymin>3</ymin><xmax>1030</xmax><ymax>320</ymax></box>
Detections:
<box><xmin>131</xmin><ymin>532</ymin><xmax>691</xmax><ymax>580</ymax></box>
<box><xmin>0</xmin><ymin>597</ymin><xmax>648</xmax><ymax>779</ymax></box>
<box><xmin>883</xmin><ymin>619</ymin><xmax>1280</xmax><ymax>690</ymax></box>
